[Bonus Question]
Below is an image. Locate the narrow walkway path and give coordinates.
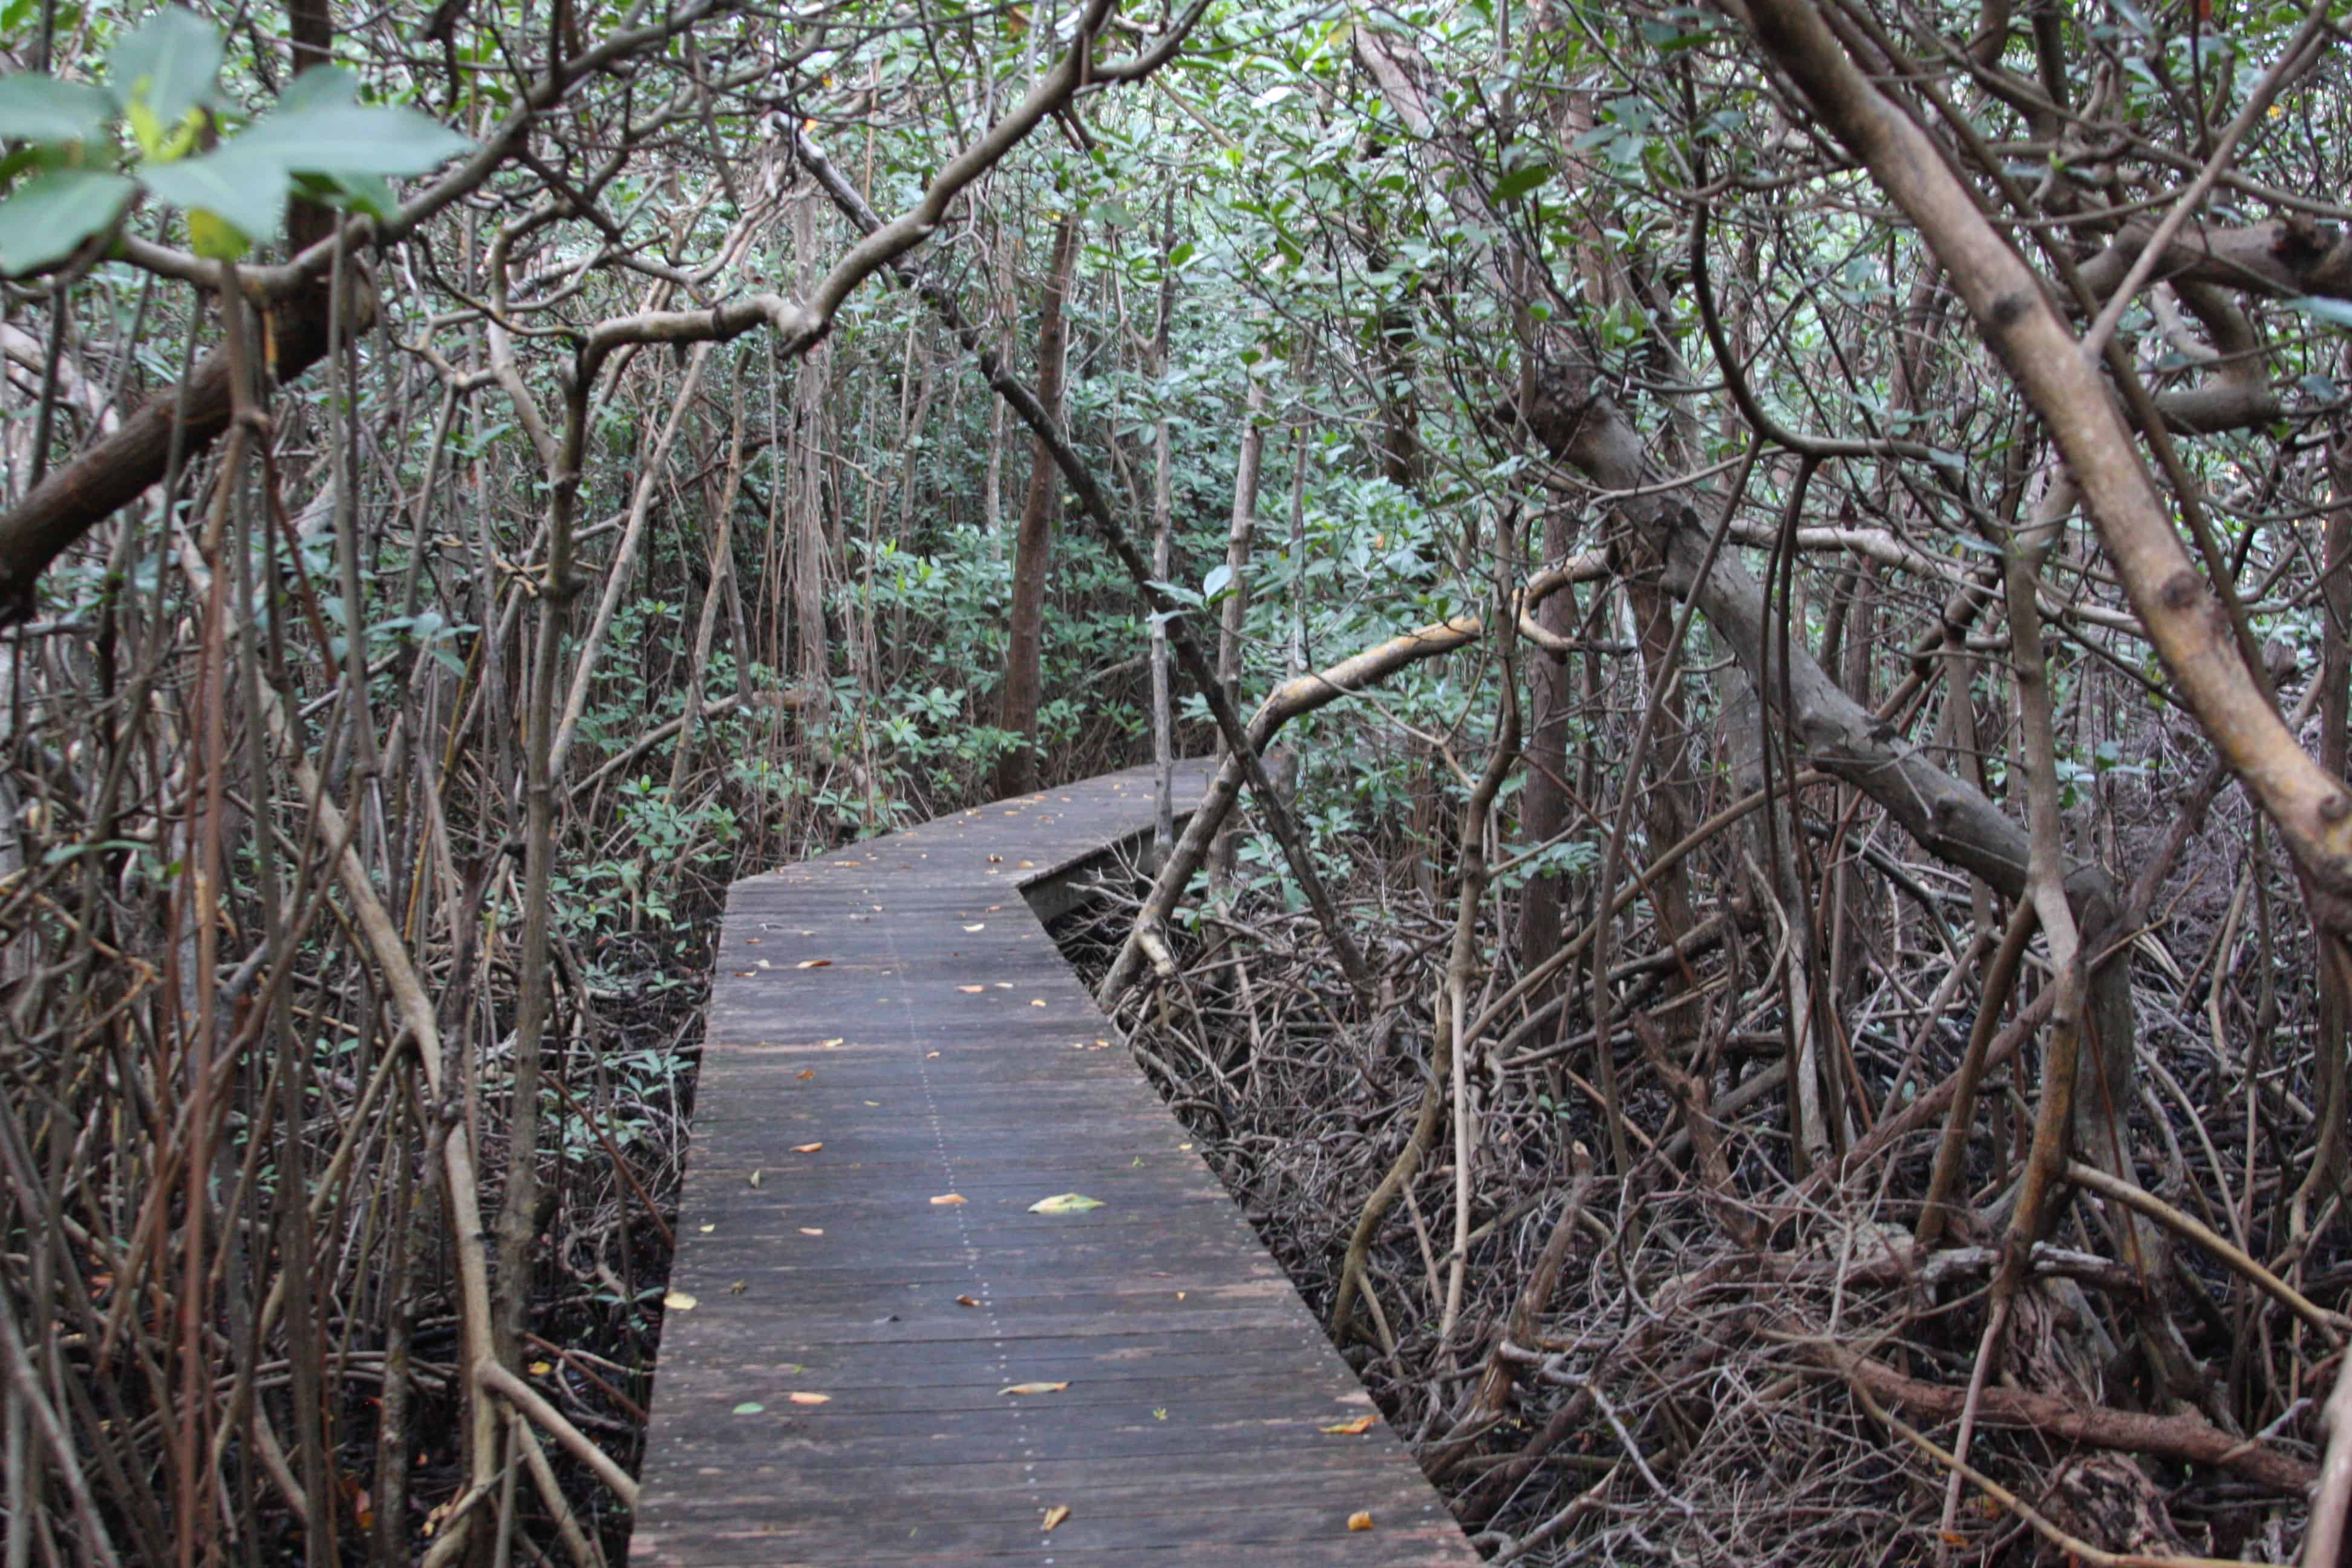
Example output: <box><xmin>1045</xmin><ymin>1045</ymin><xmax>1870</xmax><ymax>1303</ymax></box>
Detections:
<box><xmin>630</xmin><ymin>763</ymin><xmax>1478</xmax><ymax>1566</ymax></box>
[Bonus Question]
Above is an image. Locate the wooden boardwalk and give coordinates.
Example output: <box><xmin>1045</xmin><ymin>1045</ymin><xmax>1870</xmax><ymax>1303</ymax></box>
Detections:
<box><xmin>630</xmin><ymin>763</ymin><xmax>1478</xmax><ymax>1567</ymax></box>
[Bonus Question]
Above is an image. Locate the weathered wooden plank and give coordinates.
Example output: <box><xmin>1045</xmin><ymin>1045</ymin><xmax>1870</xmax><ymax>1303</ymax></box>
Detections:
<box><xmin>645</xmin><ymin>1534</ymin><xmax>1477</xmax><ymax>1568</ymax></box>
<box><xmin>630</xmin><ymin>763</ymin><xmax>1477</xmax><ymax>1566</ymax></box>
<box><xmin>641</xmin><ymin>1421</ymin><xmax>1440</xmax><ymax>1481</ymax></box>
<box><xmin>632</xmin><ymin>1512</ymin><xmax>1472</xmax><ymax>1568</ymax></box>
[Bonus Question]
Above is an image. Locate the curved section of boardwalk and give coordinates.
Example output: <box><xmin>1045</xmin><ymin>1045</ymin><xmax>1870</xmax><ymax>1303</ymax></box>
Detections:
<box><xmin>631</xmin><ymin>763</ymin><xmax>1478</xmax><ymax>1567</ymax></box>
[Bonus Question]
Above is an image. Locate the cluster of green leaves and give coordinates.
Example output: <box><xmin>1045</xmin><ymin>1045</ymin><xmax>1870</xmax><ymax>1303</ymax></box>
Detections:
<box><xmin>848</xmin><ymin>523</ymin><xmax>1143</xmax><ymax>778</ymax></box>
<box><xmin>0</xmin><ymin>6</ymin><xmax>465</xmax><ymax>273</ymax></box>
<box><xmin>550</xmin><ymin>774</ymin><xmax>742</xmax><ymax>942</ymax></box>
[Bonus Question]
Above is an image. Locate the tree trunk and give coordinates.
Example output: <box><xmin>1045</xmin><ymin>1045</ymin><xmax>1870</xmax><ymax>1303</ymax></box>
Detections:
<box><xmin>1515</xmin><ymin>548</ymin><xmax>1577</xmax><ymax>988</ymax></box>
<box><xmin>1150</xmin><ymin>197</ymin><xmax>1179</xmax><ymax>861</ymax></box>
<box><xmin>791</xmin><ymin>194</ymin><xmax>832</xmax><ymax>725</ymax></box>
<box><xmin>996</xmin><ymin>212</ymin><xmax>1078</xmax><ymax>799</ymax></box>
<box><xmin>2311</xmin><ymin>440</ymin><xmax>2352</xmax><ymax>1220</ymax></box>
<box><xmin>1209</xmin><ymin>370</ymin><xmax>1267</xmax><ymax>884</ymax></box>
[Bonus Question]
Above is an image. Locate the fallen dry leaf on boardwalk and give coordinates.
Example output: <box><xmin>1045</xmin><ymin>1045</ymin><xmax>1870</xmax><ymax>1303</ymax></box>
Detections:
<box><xmin>1028</xmin><ymin>1193</ymin><xmax>1103</xmax><ymax>1215</ymax></box>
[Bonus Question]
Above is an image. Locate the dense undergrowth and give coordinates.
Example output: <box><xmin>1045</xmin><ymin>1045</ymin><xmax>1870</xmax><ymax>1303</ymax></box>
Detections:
<box><xmin>1057</xmin><ymin>741</ymin><xmax>2352</xmax><ymax>1566</ymax></box>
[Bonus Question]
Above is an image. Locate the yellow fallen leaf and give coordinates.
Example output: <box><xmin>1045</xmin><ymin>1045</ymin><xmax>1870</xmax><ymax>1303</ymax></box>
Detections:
<box><xmin>1028</xmin><ymin>1193</ymin><xmax>1103</xmax><ymax>1215</ymax></box>
<box><xmin>528</xmin><ymin>1361</ymin><xmax>552</xmax><ymax>1376</ymax></box>
<box><xmin>792</xmin><ymin>1142</ymin><xmax>823</xmax><ymax>1154</ymax></box>
<box><xmin>799</xmin><ymin>1227</ymin><xmax>823</xmax><ymax>1236</ymax></box>
<box><xmin>662</xmin><ymin>1290</ymin><xmax>697</xmax><ymax>1311</ymax></box>
<box><xmin>931</xmin><ymin>1193</ymin><xmax>967</xmax><ymax>1206</ymax></box>
<box><xmin>729</xmin><ymin>1279</ymin><xmax>746</xmax><ymax>1295</ymax></box>
<box><xmin>1000</xmin><ymin>1382</ymin><xmax>1068</xmax><ymax>1396</ymax></box>
<box><xmin>1042</xmin><ymin>1504</ymin><xmax>1071</xmax><ymax>1532</ymax></box>
<box><xmin>958</xmin><ymin>985</ymin><xmax>987</xmax><ymax>993</ymax></box>
<box><xmin>796</xmin><ymin>1069</ymin><xmax>815</xmax><ymax>1079</ymax></box>
<box><xmin>1347</xmin><ymin>1512</ymin><xmax>1373</xmax><ymax>1532</ymax></box>
<box><xmin>963</xmin><ymin>923</ymin><xmax>987</xmax><ymax>932</ymax></box>
<box><xmin>788</xmin><ymin>1392</ymin><xmax>830</xmax><ymax>1405</ymax></box>
<box><xmin>1321</xmin><ymin>1415</ymin><xmax>1377</xmax><ymax>1435</ymax></box>
<box><xmin>795</xmin><ymin>959</ymin><xmax>831</xmax><ymax>969</ymax></box>
<box><xmin>1030</xmin><ymin>998</ymin><xmax>1047</xmax><ymax>1007</ymax></box>
<box><xmin>698</xmin><ymin>1223</ymin><xmax>715</xmax><ymax>1232</ymax></box>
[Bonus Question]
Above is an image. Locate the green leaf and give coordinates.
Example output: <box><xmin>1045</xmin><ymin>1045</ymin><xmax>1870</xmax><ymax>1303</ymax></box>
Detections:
<box><xmin>107</xmin><ymin>8</ymin><xmax>221</xmax><ymax>126</ymax></box>
<box><xmin>1201</xmin><ymin>563</ymin><xmax>1233</xmax><ymax>601</ymax></box>
<box><xmin>730</xmin><ymin>1400</ymin><xmax>765</xmax><ymax>1415</ymax></box>
<box><xmin>186</xmin><ymin>206</ymin><xmax>246</xmax><ymax>261</ymax></box>
<box><xmin>1027</xmin><ymin>1192</ymin><xmax>1103</xmax><ymax>1215</ymax></box>
<box><xmin>2286</xmin><ymin>295</ymin><xmax>2352</xmax><ymax>330</ymax></box>
<box><xmin>0</xmin><ymin>165</ymin><xmax>134</xmax><ymax>274</ymax></box>
<box><xmin>139</xmin><ymin>139</ymin><xmax>287</xmax><ymax>247</ymax></box>
<box><xmin>1489</xmin><ymin>162</ymin><xmax>1553</xmax><ymax>204</ymax></box>
<box><xmin>239</xmin><ymin>89</ymin><xmax>471</xmax><ymax>179</ymax></box>
<box><xmin>0</xmin><ymin>74</ymin><xmax>114</xmax><ymax>145</ymax></box>
<box><xmin>292</xmin><ymin>168</ymin><xmax>399</xmax><ymax>220</ymax></box>
<box><xmin>276</xmin><ymin>62</ymin><xmax>361</xmax><ymax>114</ymax></box>
<box><xmin>41</xmin><ymin>839</ymin><xmax>154</xmax><ymax>866</ymax></box>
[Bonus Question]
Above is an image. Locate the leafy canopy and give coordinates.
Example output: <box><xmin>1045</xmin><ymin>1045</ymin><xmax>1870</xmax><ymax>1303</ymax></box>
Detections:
<box><xmin>0</xmin><ymin>5</ymin><xmax>467</xmax><ymax>272</ymax></box>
